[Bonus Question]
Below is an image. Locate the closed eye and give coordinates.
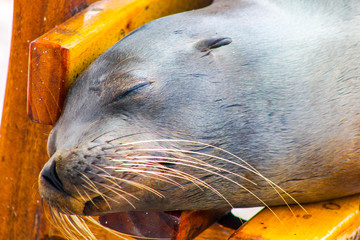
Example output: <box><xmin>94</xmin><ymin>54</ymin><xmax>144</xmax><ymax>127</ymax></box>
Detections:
<box><xmin>115</xmin><ymin>81</ymin><xmax>152</xmax><ymax>101</ymax></box>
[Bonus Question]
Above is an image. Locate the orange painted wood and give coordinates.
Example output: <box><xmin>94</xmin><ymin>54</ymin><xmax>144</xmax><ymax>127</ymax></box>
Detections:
<box><xmin>28</xmin><ymin>0</ymin><xmax>212</xmax><ymax>125</ymax></box>
<box><xmin>0</xmin><ymin>0</ymin><xmax>98</xmax><ymax>239</ymax></box>
<box><xmin>176</xmin><ymin>209</ymin><xmax>229</xmax><ymax>240</ymax></box>
<box><xmin>230</xmin><ymin>194</ymin><xmax>360</xmax><ymax>240</ymax></box>
<box><xmin>195</xmin><ymin>223</ymin><xmax>235</xmax><ymax>240</ymax></box>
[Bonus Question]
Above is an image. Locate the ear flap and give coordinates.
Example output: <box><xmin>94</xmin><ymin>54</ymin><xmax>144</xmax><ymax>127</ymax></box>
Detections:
<box><xmin>195</xmin><ymin>36</ymin><xmax>232</xmax><ymax>52</ymax></box>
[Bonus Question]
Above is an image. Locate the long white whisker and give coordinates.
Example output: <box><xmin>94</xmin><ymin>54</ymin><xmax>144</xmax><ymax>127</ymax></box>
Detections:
<box><xmin>92</xmin><ymin>180</ymin><xmax>136</xmax><ymax>209</ymax></box>
<box><xmin>101</xmin><ymin>163</ymin><xmax>234</xmax><ymax>207</ymax></box>
<box><xmin>100</xmin><ymin>174</ymin><xmax>165</xmax><ymax>198</ymax></box>
<box><xmin>74</xmin><ymin>186</ymin><xmax>88</xmax><ymax>202</ymax></box>
<box><xmin>117</xmin><ymin>159</ymin><xmax>250</xmax><ymax>194</ymax></box>
<box><xmin>114</xmin><ymin>154</ymin><xmax>257</xmax><ymax>186</ymax></box>
<box><xmin>91</xmin><ymin>164</ymin><xmax>140</xmax><ymax>201</ymax></box>
<box><xmin>79</xmin><ymin>173</ymin><xmax>112</xmax><ymax>210</ymax></box>
<box><xmin>118</xmin><ymin>139</ymin><xmax>307</xmax><ymax>214</ymax></box>
<box><xmin>105</xmin><ymin>165</ymin><xmax>193</xmax><ymax>189</ymax></box>
<box><xmin>91</xmin><ymin>163</ymin><xmax>166</xmax><ymax>198</ymax></box>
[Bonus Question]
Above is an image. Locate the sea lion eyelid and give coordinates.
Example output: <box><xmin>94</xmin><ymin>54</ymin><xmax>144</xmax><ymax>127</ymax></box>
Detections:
<box><xmin>115</xmin><ymin>81</ymin><xmax>152</xmax><ymax>101</ymax></box>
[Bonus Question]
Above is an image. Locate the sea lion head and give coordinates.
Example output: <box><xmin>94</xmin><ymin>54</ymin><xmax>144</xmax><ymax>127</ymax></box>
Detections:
<box><xmin>38</xmin><ymin>17</ymin><xmax>256</xmax><ymax>216</ymax></box>
<box><xmin>39</xmin><ymin>0</ymin><xmax>360</xmax><ymax>231</ymax></box>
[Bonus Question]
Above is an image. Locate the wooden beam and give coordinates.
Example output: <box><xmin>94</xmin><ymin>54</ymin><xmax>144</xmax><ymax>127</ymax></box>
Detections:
<box><xmin>231</xmin><ymin>194</ymin><xmax>360</xmax><ymax>239</ymax></box>
<box><xmin>0</xmin><ymin>1</ymin><xmax>97</xmax><ymax>239</ymax></box>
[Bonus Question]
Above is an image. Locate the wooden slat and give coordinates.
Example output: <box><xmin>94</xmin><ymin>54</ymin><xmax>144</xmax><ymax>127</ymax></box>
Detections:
<box><xmin>195</xmin><ymin>223</ymin><xmax>235</xmax><ymax>240</ymax></box>
<box><xmin>231</xmin><ymin>194</ymin><xmax>360</xmax><ymax>240</ymax></box>
<box><xmin>0</xmin><ymin>0</ymin><xmax>97</xmax><ymax>239</ymax></box>
<box><xmin>27</xmin><ymin>0</ymin><xmax>212</xmax><ymax>125</ymax></box>
<box><xmin>177</xmin><ymin>209</ymin><xmax>230</xmax><ymax>240</ymax></box>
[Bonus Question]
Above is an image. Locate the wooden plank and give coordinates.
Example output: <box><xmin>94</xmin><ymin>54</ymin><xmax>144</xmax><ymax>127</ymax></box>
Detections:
<box><xmin>176</xmin><ymin>210</ymin><xmax>230</xmax><ymax>240</ymax></box>
<box><xmin>231</xmin><ymin>194</ymin><xmax>360</xmax><ymax>240</ymax></box>
<box><xmin>195</xmin><ymin>223</ymin><xmax>235</xmax><ymax>240</ymax></box>
<box><xmin>28</xmin><ymin>0</ymin><xmax>212</xmax><ymax>125</ymax></box>
<box><xmin>0</xmin><ymin>1</ymin><xmax>97</xmax><ymax>239</ymax></box>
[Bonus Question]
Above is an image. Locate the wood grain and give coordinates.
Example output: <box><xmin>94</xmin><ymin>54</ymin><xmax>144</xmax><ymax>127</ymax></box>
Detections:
<box><xmin>231</xmin><ymin>194</ymin><xmax>360</xmax><ymax>240</ymax></box>
<box><xmin>0</xmin><ymin>0</ymin><xmax>97</xmax><ymax>239</ymax></box>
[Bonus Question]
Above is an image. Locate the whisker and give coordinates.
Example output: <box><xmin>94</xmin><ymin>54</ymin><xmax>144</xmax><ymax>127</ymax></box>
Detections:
<box><xmin>90</xmin><ymin>163</ymin><xmax>165</xmax><ymax>198</ymax></box>
<box><xmin>103</xmin><ymin>164</ymin><xmax>234</xmax><ymax>208</ymax></box>
<box><xmin>48</xmin><ymin>135</ymin><xmax>306</xmax><ymax>239</ymax></box>
<box><xmin>103</xmin><ymin>163</ymin><xmax>185</xmax><ymax>188</ymax></box>
<box><xmin>129</xmin><ymin>169</ymin><xmax>185</xmax><ymax>189</ymax></box>
<box><xmin>91</xmin><ymin>164</ymin><xmax>141</xmax><ymax>201</ymax></box>
<box><xmin>74</xmin><ymin>185</ymin><xmax>89</xmax><ymax>202</ymax></box>
<box><xmin>66</xmin><ymin>214</ymin><xmax>96</xmax><ymax>240</ymax></box>
<box><xmin>117</xmin><ymin>147</ymin><xmax>257</xmax><ymax>178</ymax></box>
<box><xmin>118</xmin><ymin>139</ymin><xmax>307</xmax><ymax>214</ymax></box>
<box><xmin>49</xmin><ymin>207</ymin><xmax>97</xmax><ymax>240</ymax></box>
<box><xmin>106</xmin><ymin>166</ymin><xmax>190</xmax><ymax>189</ymax></box>
<box><xmin>100</xmin><ymin>174</ymin><xmax>165</xmax><ymax>198</ymax></box>
<box><xmin>103</xmin><ymin>161</ymin><xmax>202</xmax><ymax>189</ymax></box>
<box><xmin>79</xmin><ymin>172</ymin><xmax>112</xmax><ymax>210</ymax></box>
<box><xmin>104</xmin><ymin>160</ymin><xmax>284</xmax><ymax>222</ymax></box>
<box><xmin>121</xmin><ymin>157</ymin><xmax>255</xmax><ymax>193</ymax></box>
<box><xmin>91</xmin><ymin>180</ymin><xmax>136</xmax><ymax>209</ymax></box>
<box><xmin>115</xmin><ymin>154</ymin><xmax>257</xmax><ymax>186</ymax></box>
<box><xmin>80</xmin><ymin>182</ymin><xmax>117</xmax><ymax>209</ymax></box>
<box><xmin>81</xmin><ymin>186</ymin><xmax>99</xmax><ymax>210</ymax></box>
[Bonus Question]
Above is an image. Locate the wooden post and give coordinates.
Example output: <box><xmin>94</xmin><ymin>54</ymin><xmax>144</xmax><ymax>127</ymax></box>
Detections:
<box><xmin>0</xmin><ymin>0</ymin><xmax>97</xmax><ymax>239</ymax></box>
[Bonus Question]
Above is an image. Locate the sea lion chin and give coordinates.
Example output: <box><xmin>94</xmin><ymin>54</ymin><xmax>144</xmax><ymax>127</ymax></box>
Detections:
<box><xmin>39</xmin><ymin>0</ymin><xmax>360</xmax><ymax>233</ymax></box>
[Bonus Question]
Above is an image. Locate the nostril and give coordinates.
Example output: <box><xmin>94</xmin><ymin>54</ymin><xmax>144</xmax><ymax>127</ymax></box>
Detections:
<box><xmin>41</xmin><ymin>160</ymin><xmax>64</xmax><ymax>192</ymax></box>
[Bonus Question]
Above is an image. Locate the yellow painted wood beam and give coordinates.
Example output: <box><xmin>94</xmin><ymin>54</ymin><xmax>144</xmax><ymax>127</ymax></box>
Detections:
<box><xmin>231</xmin><ymin>194</ymin><xmax>360</xmax><ymax>239</ymax></box>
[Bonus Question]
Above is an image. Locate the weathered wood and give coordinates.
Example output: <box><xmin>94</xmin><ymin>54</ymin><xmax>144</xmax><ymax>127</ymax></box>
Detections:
<box><xmin>195</xmin><ymin>223</ymin><xmax>235</xmax><ymax>240</ymax></box>
<box><xmin>28</xmin><ymin>0</ymin><xmax>212</xmax><ymax>125</ymax></box>
<box><xmin>0</xmin><ymin>0</ymin><xmax>97</xmax><ymax>239</ymax></box>
<box><xmin>176</xmin><ymin>210</ymin><xmax>229</xmax><ymax>240</ymax></box>
<box><xmin>230</xmin><ymin>194</ymin><xmax>360</xmax><ymax>240</ymax></box>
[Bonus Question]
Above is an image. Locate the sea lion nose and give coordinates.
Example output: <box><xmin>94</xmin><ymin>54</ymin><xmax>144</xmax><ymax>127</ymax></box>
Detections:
<box><xmin>40</xmin><ymin>159</ymin><xmax>64</xmax><ymax>193</ymax></box>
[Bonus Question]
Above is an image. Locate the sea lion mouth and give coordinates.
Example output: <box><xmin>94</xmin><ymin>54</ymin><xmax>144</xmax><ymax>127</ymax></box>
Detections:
<box><xmin>82</xmin><ymin>194</ymin><xmax>233</xmax><ymax>239</ymax></box>
<box><xmin>98</xmin><ymin>211</ymin><xmax>182</xmax><ymax>239</ymax></box>
<box><xmin>79</xmin><ymin>189</ymin><xmax>181</xmax><ymax>238</ymax></box>
<box><xmin>40</xmin><ymin>183</ymin><xmax>183</xmax><ymax>239</ymax></box>
<box><xmin>94</xmin><ymin>209</ymin><xmax>235</xmax><ymax>239</ymax></box>
<box><xmin>76</xmin><ymin>187</ymin><xmax>181</xmax><ymax>239</ymax></box>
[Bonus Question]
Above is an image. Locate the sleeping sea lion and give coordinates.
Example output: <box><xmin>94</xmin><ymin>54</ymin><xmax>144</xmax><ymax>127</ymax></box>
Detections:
<box><xmin>38</xmin><ymin>0</ymin><xmax>360</xmax><ymax>237</ymax></box>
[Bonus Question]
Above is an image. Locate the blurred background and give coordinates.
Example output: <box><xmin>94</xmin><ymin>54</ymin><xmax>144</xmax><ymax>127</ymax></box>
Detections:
<box><xmin>0</xmin><ymin>0</ymin><xmax>13</xmax><ymax>125</ymax></box>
